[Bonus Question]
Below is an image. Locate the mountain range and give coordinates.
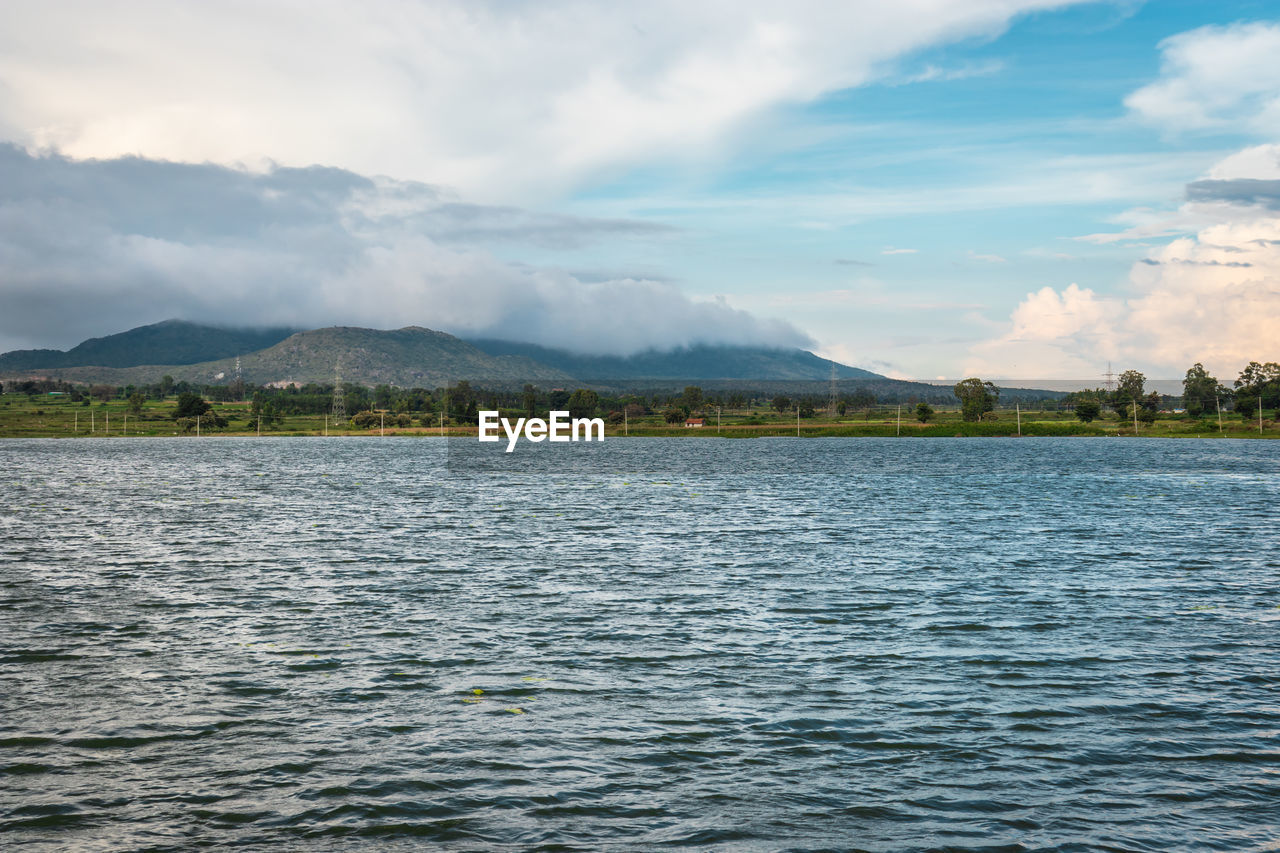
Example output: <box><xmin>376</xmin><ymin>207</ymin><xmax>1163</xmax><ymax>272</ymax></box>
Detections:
<box><xmin>0</xmin><ymin>320</ymin><xmax>883</xmax><ymax>390</ymax></box>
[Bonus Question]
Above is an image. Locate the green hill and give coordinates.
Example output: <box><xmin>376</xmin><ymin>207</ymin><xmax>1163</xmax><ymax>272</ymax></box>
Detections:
<box><xmin>0</xmin><ymin>319</ymin><xmax>298</xmax><ymax>370</ymax></box>
<box><xmin>2</xmin><ymin>326</ymin><xmax>577</xmax><ymax>389</ymax></box>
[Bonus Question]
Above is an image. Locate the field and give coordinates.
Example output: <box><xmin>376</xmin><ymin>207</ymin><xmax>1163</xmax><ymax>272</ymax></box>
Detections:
<box><xmin>2</xmin><ymin>393</ymin><xmax>1277</xmax><ymax>439</ymax></box>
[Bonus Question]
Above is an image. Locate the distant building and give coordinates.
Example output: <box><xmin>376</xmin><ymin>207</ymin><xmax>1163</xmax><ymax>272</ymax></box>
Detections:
<box><xmin>684</xmin><ymin>418</ymin><xmax>705</xmax><ymax>428</ymax></box>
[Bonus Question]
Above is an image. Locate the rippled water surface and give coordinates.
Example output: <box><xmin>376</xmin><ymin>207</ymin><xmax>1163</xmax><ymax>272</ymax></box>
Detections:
<box><xmin>2</xmin><ymin>437</ymin><xmax>1279</xmax><ymax>851</ymax></box>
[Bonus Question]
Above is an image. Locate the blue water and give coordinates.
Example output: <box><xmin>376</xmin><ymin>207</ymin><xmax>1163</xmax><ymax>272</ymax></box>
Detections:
<box><xmin>2</xmin><ymin>437</ymin><xmax>1278</xmax><ymax>851</ymax></box>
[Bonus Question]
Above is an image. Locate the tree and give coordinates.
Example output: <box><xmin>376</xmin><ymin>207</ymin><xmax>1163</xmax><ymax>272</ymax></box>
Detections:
<box><xmin>174</xmin><ymin>392</ymin><xmax>211</xmax><ymax>419</ymax></box>
<box><xmin>1181</xmin><ymin>363</ymin><xmax>1219</xmax><ymax>417</ymax></box>
<box><xmin>127</xmin><ymin>392</ymin><xmax>145</xmax><ymax>417</ymax></box>
<box><xmin>159</xmin><ymin>375</ymin><xmax>175</xmax><ymax>397</ymax></box>
<box><xmin>1234</xmin><ymin>361</ymin><xmax>1280</xmax><ymax>421</ymax></box>
<box><xmin>522</xmin><ymin>384</ymin><xmax>538</xmax><ymax>416</ymax></box>
<box><xmin>1137</xmin><ymin>391</ymin><xmax>1159</xmax><ymax>425</ymax></box>
<box><xmin>1074</xmin><ymin>399</ymin><xmax>1101</xmax><ymax>422</ymax></box>
<box><xmin>566</xmin><ymin>389</ymin><xmax>599</xmax><ymax>419</ymax></box>
<box><xmin>1110</xmin><ymin>369</ymin><xmax>1145</xmax><ymax>415</ymax></box>
<box><xmin>837</xmin><ymin>401</ymin><xmax>848</xmax><ymax>416</ymax></box>
<box><xmin>915</xmin><ymin>402</ymin><xmax>934</xmax><ymax>423</ymax></box>
<box><xmin>771</xmin><ymin>395</ymin><xmax>792</xmax><ymax>414</ymax></box>
<box><xmin>849</xmin><ymin>390</ymin><xmax>876</xmax><ymax>410</ymax></box>
<box><xmin>953</xmin><ymin>378</ymin><xmax>999</xmax><ymax>422</ymax></box>
<box><xmin>446</xmin><ymin>381</ymin><xmax>478</xmax><ymax>423</ymax></box>
<box><xmin>680</xmin><ymin>386</ymin><xmax>704</xmax><ymax>410</ymax></box>
<box><xmin>662</xmin><ymin>407</ymin><xmax>685</xmax><ymax>424</ymax></box>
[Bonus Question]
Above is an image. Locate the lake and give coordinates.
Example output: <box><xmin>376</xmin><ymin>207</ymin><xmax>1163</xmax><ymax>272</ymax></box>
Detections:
<box><xmin>2</xmin><ymin>437</ymin><xmax>1278</xmax><ymax>850</ymax></box>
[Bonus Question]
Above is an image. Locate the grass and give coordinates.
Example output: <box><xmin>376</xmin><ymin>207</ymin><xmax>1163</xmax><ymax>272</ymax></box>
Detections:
<box><xmin>2</xmin><ymin>393</ymin><xmax>1277</xmax><ymax>439</ymax></box>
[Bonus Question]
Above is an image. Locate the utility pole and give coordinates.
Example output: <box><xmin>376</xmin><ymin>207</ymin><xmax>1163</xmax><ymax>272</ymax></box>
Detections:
<box><xmin>1016</xmin><ymin>403</ymin><xmax>1021</xmax><ymax>437</ymax></box>
<box><xmin>717</xmin><ymin>407</ymin><xmax>721</xmax><ymax>434</ymax></box>
<box><xmin>74</xmin><ymin>412</ymin><xmax>77</xmax><ymax>433</ymax></box>
<box><xmin>1104</xmin><ymin>361</ymin><xmax>1115</xmax><ymax>394</ymax></box>
<box><xmin>896</xmin><ymin>404</ymin><xmax>901</xmax><ymax>436</ymax></box>
<box><xmin>796</xmin><ymin>405</ymin><xmax>800</xmax><ymax>437</ymax></box>
<box><xmin>1216</xmin><ymin>396</ymin><xmax>1223</xmax><ymax>434</ymax></box>
<box><xmin>196</xmin><ymin>415</ymin><xmax>200</xmax><ymax>437</ymax></box>
<box><xmin>1132</xmin><ymin>397</ymin><xmax>1138</xmax><ymax>435</ymax></box>
<box><xmin>380</xmin><ymin>412</ymin><xmax>385</xmax><ymax>437</ymax></box>
<box><xmin>257</xmin><ymin>415</ymin><xmax>261</xmax><ymax>436</ymax></box>
<box><xmin>624</xmin><ymin>407</ymin><xmax>628</xmax><ymax>436</ymax></box>
<box><xmin>1261</xmin><ymin>398</ymin><xmax>1265</xmax><ymax>434</ymax></box>
<box><xmin>105</xmin><ymin>411</ymin><xmax>109</xmax><ymax>435</ymax></box>
<box><xmin>324</xmin><ymin>414</ymin><xmax>328</xmax><ymax>436</ymax></box>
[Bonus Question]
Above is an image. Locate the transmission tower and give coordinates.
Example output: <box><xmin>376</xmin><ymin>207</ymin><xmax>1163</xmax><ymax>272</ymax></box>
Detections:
<box><xmin>828</xmin><ymin>360</ymin><xmax>839</xmax><ymax>414</ymax></box>
<box><xmin>331</xmin><ymin>362</ymin><xmax>346</xmax><ymax>423</ymax></box>
<box><xmin>1103</xmin><ymin>361</ymin><xmax>1115</xmax><ymax>393</ymax></box>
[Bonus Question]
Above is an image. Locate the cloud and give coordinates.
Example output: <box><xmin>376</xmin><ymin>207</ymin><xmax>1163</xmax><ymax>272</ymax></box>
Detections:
<box><xmin>966</xmin><ymin>251</ymin><xmax>1007</xmax><ymax>263</ymax></box>
<box><xmin>0</xmin><ymin>146</ymin><xmax>809</xmax><ymax>355</ymax></box>
<box><xmin>969</xmin><ymin>167</ymin><xmax>1280</xmax><ymax>379</ymax></box>
<box><xmin>895</xmin><ymin>59</ymin><xmax>1005</xmax><ymax>84</ymax></box>
<box><xmin>0</xmin><ymin>0</ymin><xmax>1089</xmax><ymax>200</ymax></box>
<box><xmin>881</xmin><ymin>247</ymin><xmax>918</xmax><ymax>255</ymax></box>
<box><xmin>1077</xmin><ymin>145</ymin><xmax>1280</xmax><ymax>244</ymax></box>
<box><xmin>972</xmin><ymin>141</ymin><xmax>1280</xmax><ymax>379</ymax></box>
<box><xmin>833</xmin><ymin>258</ymin><xmax>874</xmax><ymax>266</ymax></box>
<box><xmin>1126</xmin><ymin>22</ymin><xmax>1280</xmax><ymax>135</ymax></box>
<box><xmin>1185</xmin><ymin>179</ymin><xmax>1280</xmax><ymax>209</ymax></box>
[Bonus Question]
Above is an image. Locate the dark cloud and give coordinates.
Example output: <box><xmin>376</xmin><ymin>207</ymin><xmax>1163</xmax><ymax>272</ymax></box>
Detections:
<box><xmin>401</xmin><ymin>202</ymin><xmax>678</xmax><ymax>250</ymax></box>
<box><xmin>1185</xmin><ymin>178</ymin><xmax>1280</xmax><ymax>209</ymax></box>
<box><xmin>0</xmin><ymin>146</ymin><xmax>808</xmax><ymax>355</ymax></box>
<box><xmin>1138</xmin><ymin>257</ymin><xmax>1254</xmax><ymax>267</ymax></box>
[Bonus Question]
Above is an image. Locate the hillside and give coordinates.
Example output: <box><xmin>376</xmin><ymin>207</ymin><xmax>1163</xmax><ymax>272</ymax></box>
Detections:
<box><xmin>1</xmin><ymin>326</ymin><xmax>578</xmax><ymax>389</ymax></box>
<box><xmin>0</xmin><ymin>319</ymin><xmax>298</xmax><ymax>370</ymax></box>
<box><xmin>467</xmin><ymin>339</ymin><xmax>882</xmax><ymax>381</ymax></box>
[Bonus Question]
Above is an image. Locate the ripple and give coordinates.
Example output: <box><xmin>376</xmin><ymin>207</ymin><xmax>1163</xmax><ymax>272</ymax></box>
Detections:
<box><xmin>1</xmin><ymin>436</ymin><xmax>1278</xmax><ymax>849</ymax></box>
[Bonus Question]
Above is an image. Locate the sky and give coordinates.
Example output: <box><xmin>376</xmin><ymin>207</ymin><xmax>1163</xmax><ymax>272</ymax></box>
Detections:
<box><xmin>1</xmin><ymin>0</ymin><xmax>1278</xmax><ymax>381</ymax></box>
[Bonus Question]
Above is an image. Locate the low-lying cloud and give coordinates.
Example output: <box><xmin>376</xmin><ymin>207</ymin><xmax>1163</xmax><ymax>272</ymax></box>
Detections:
<box><xmin>0</xmin><ymin>146</ymin><xmax>810</xmax><ymax>355</ymax></box>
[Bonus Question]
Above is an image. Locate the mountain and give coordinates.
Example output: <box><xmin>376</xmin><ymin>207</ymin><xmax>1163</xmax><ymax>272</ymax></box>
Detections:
<box><xmin>212</xmin><ymin>326</ymin><xmax>576</xmax><ymax>388</ymax></box>
<box><xmin>2</xmin><ymin>322</ymin><xmax>1065</xmax><ymax>400</ymax></box>
<box><xmin>1</xmin><ymin>326</ymin><xmax>577</xmax><ymax>389</ymax></box>
<box><xmin>0</xmin><ymin>319</ymin><xmax>299</xmax><ymax>370</ymax></box>
<box><xmin>466</xmin><ymin>339</ymin><xmax>883</xmax><ymax>381</ymax></box>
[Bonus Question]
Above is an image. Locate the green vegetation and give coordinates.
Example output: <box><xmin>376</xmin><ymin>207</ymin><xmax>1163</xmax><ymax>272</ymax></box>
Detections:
<box><xmin>3</xmin><ymin>363</ymin><xmax>1278</xmax><ymax>439</ymax></box>
<box><xmin>953</xmin><ymin>378</ymin><xmax>999</xmax><ymax>422</ymax></box>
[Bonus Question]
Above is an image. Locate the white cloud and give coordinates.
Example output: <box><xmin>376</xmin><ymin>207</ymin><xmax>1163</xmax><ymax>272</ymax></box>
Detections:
<box><xmin>0</xmin><ymin>0</ymin><xmax>1087</xmax><ymax>200</ymax></box>
<box><xmin>896</xmin><ymin>59</ymin><xmax>1005</xmax><ymax>84</ymax></box>
<box><xmin>1126</xmin><ymin>22</ymin><xmax>1280</xmax><ymax>135</ymax></box>
<box><xmin>881</xmin><ymin>247</ymin><xmax>918</xmax><ymax>255</ymax></box>
<box><xmin>0</xmin><ymin>146</ymin><xmax>809</xmax><ymax>355</ymax></box>
<box><xmin>967</xmin><ymin>251</ymin><xmax>1007</xmax><ymax>263</ymax></box>
<box><xmin>969</xmin><ymin>147</ymin><xmax>1280</xmax><ymax>380</ymax></box>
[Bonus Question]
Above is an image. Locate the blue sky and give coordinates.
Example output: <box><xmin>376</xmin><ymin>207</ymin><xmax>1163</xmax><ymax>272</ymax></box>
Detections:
<box><xmin>0</xmin><ymin>0</ymin><xmax>1277</xmax><ymax>380</ymax></box>
<box><xmin>544</xmin><ymin>0</ymin><xmax>1279</xmax><ymax>378</ymax></box>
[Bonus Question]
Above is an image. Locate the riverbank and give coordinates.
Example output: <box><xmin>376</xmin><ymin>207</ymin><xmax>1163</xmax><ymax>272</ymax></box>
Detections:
<box><xmin>4</xmin><ymin>393</ymin><xmax>1277</xmax><ymax>439</ymax></box>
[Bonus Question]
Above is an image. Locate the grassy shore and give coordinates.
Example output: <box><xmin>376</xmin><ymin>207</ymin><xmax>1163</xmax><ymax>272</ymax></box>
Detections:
<box><xmin>3</xmin><ymin>393</ymin><xmax>1277</xmax><ymax>439</ymax></box>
